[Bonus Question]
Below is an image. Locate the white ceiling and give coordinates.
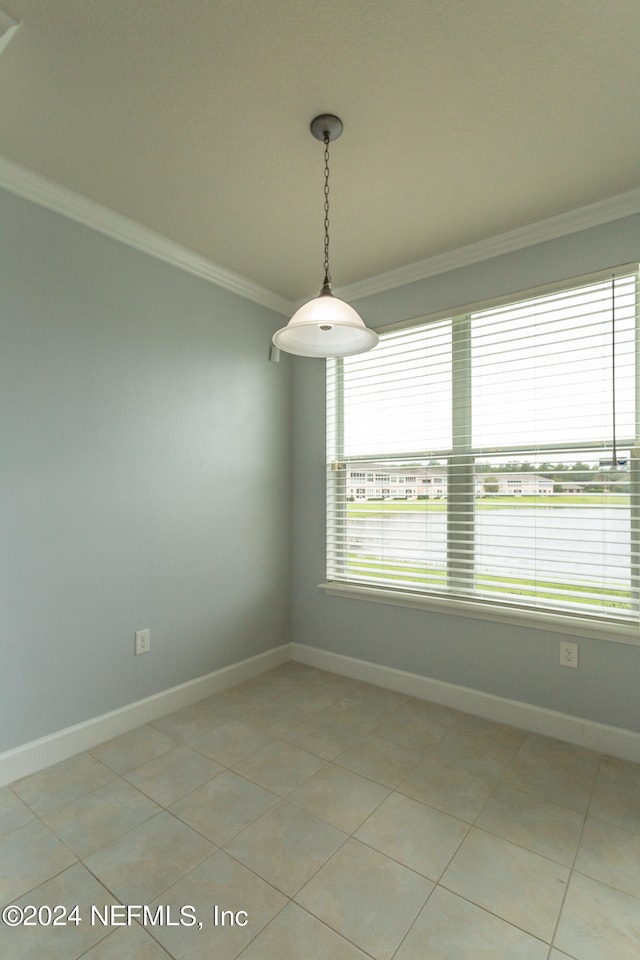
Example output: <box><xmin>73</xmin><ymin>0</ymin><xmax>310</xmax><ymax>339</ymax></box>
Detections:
<box><xmin>0</xmin><ymin>0</ymin><xmax>639</xmax><ymax>303</ymax></box>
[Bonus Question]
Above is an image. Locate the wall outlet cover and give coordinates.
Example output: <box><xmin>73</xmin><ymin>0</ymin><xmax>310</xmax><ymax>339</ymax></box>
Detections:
<box><xmin>135</xmin><ymin>628</ymin><xmax>151</xmax><ymax>655</ymax></box>
<box><xmin>559</xmin><ymin>641</ymin><xmax>578</xmax><ymax>668</ymax></box>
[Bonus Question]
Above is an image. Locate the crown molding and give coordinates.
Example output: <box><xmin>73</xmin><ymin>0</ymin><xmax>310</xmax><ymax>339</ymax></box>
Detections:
<box><xmin>0</xmin><ymin>155</ymin><xmax>292</xmax><ymax>316</ymax></box>
<box><xmin>335</xmin><ymin>187</ymin><xmax>640</xmax><ymax>303</ymax></box>
<box><xmin>2</xmin><ymin>154</ymin><xmax>638</xmax><ymax>316</ymax></box>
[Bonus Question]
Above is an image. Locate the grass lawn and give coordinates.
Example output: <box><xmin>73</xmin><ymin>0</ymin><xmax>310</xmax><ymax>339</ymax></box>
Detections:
<box><xmin>347</xmin><ymin>557</ymin><xmax>631</xmax><ymax>610</ymax></box>
<box><xmin>347</xmin><ymin>494</ymin><xmax>629</xmax><ymax>518</ymax></box>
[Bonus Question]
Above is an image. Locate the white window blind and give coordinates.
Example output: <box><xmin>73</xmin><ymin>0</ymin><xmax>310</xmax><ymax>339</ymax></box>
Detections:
<box><xmin>326</xmin><ymin>266</ymin><xmax>640</xmax><ymax>627</ymax></box>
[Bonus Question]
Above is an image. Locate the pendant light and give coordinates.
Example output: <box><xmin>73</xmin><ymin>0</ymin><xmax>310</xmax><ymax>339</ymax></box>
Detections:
<box><xmin>272</xmin><ymin>114</ymin><xmax>379</xmax><ymax>358</ymax></box>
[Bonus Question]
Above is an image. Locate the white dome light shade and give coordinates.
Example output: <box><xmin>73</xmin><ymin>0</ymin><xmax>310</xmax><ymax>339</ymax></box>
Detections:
<box><xmin>272</xmin><ymin>291</ymin><xmax>379</xmax><ymax>358</ymax></box>
<box><xmin>274</xmin><ymin>114</ymin><xmax>379</xmax><ymax>358</ymax></box>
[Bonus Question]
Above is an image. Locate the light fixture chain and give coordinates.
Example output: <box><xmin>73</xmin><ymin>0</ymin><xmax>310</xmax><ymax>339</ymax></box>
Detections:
<box><xmin>270</xmin><ymin>113</ymin><xmax>379</xmax><ymax>356</ymax></box>
<box><xmin>323</xmin><ymin>133</ymin><xmax>331</xmax><ymax>285</ymax></box>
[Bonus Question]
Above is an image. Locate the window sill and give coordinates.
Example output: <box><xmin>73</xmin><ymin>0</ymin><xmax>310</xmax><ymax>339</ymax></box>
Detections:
<box><xmin>320</xmin><ymin>581</ymin><xmax>640</xmax><ymax>646</ymax></box>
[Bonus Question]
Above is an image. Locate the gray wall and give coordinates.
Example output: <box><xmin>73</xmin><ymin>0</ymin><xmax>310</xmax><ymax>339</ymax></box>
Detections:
<box><xmin>0</xmin><ymin>188</ymin><xmax>292</xmax><ymax>752</ymax></box>
<box><xmin>292</xmin><ymin>213</ymin><xmax>640</xmax><ymax>734</ymax></box>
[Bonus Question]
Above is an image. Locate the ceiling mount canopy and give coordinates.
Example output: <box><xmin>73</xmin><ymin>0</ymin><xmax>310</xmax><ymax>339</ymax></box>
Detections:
<box><xmin>272</xmin><ymin>114</ymin><xmax>379</xmax><ymax>358</ymax></box>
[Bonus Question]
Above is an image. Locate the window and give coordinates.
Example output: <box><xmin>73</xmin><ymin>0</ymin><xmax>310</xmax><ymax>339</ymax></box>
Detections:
<box><xmin>326</xmin><ymin>266</ymin><xmax>640</xmax><ymax>631</ymax></box>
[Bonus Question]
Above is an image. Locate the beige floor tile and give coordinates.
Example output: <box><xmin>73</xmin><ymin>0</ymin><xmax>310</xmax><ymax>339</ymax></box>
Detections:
<box><xmin>208</xmin><ymin>681</ymin><xmax>287</xmax><ymax>717</ymax></box>
<box><xmin>398</xmin><ymin>752</ymin><xmax>497</xmax><ymax>821</ymax></box>
<box><xmin>264</xmin><ymin>661</ymin><xmax>323</xmax><ymax>682</ymax></box>
<box><xmin>326</xmin><ymin>689</ymin><xmax>409</xmax><ymax>730</ymax></box>
<box><xmin>432</xmin><ymin>739</ymin><xmax>508</xmax><ymax>787</ymax></box>
<box><xmin>0</xmin><ymin>819</ymin><xmax>76</xmax><ymax>904</ymax></box>
<box><xmin>224</xmin><ymin>801</ymin><xmax>346</xmax><ymax>897</ymax></box>
<box><xmin>189</xmin><ymin>719</ymin><xmax>272</xmax><ymax>766</ymax></box>
<box><xmin>11</xmin><ymin>753</ymin><xmax>114</xmax><ymax>815</ymax></box>
<box><xmin>288</xmin><ymin>763</ymin><xmax>389</xmax><ymax>833</ymax></box>
<box><xmin>439</xmin><ymin>715</ymin><xmax>526</xmax><ymax>767</ymax></box>
<box><xmin>327</xmin><ymin>688</ymin><xmax>408</xmax><ymax>728</ymax></box>
<box><xmin>5</xmin><ymin>671</ymin><xmax>639</xmax><ymax>960</ymax></box>
<box><xmin>83</xmin><ymin>811</ymin><xmax>215</xmax><ymax>903</ymax></box>
<box><xmin>575</xmin><ymin>816</ymin><xmax>640</xmax><ymax>898</ymax></box>
<box><xmin>335</xmin><ymin>734</ymin><xmax>422</xmax><ymax>788</ymax></box>
<box><xmin>589</xmin><ymin>757</ymin><xmax>640</xmax><ymax>833</ymax></box>
<box><xmin>240</xmin><ymin>701</ymin><xmax>311</xmax><ymax>738</ymax></box>
<box><xmin>239</xmin><ymin>902</ymin><xmax>370</xmax><ymax>959</ymax></box>
<box><xmin>387</xmin><ymin>697</ymin><xmax>462</xmax><ymax>736</ymax></box>
<box><xmin>150</xmin><ymin>698</ymin><xmax>228</xmax><ymax>742</ymax></box>
<box><xmin>372</xmin><ymin>699</ymin><xmax>460</xmax><ymax>750</ymax></box>
<box><xmin>395</xmin><ymin>886</ymin><xmax>549</xmax><ymax>959</ymax></box>
<box><xmin>554</xmin><ymin>872</ymin><xmax>640</xmax><ymax>960</ymax></box>
<box><xmin>79</xmin><ymin>924</ymin><xmax>173</xmax><ymax>959</ymax></box>
<box><xmin>441</xmin><ymin>827</ymin><xmax>569</xmax><ymax>941</ymax></box>
<box><xmin>355</xmin><ymin>791</ymin><xmax>468</xmax><ymax>879</ymax></box>
<box><xmin>0</xmin><ymin>787</ymin><xmax>35</xmax><ymax>837</ymax></box>
<box><xmin>370</xmin><ymin>713</ymin><xmax>441</xmax><ymax>753</ymax></box>
<box><xmin>476</xmin><ymin>783</ymin><xmax>584</xmax><ymax>866</ymax></box>
<box><xmin>305</xmin><ymin>671</ymin><xmax>364</xmax><ymax>698</ymax></box>
<box><xmin>295</xmin><ymin>838</ymin><xmax>432</xmax><ymax>960</ymax></box>
<box><xmin>125</xmin><ymin>744</ymin><xmax>223</xmax><ymax>805</ymax></box>
<box><xmin>281</xmin><ymin>714</ymin><xmax>363</xmax><ymax>760</ymax></box>
<box><xmin>148</xmin><ymin>850</ymin><xmax>287</xmax><ymax>960</ymax></box>
<box><xmin>232</xmin><ymin>740</ymin><xmax>325</xmax><ymax>796</ymax></box>
<box><xmin>89</xmin><ymin>726</ymin><xmax>177</xmax><ymax>775</ymax></box>
<box><xmin>0</xmin><ymin>863</ymin><xmax>116</xmax><ymax>960</ymax></box>
<box><xmin>270</xmin><ymin>682</ymin><xmax>345</xmax><ymax>713</ymax></box>
<box><xmin>522</xmin><ymin>734</ymin><xmax>601</xmax><ymax>767</ymax></box>
<box><xmin>170</xmin><ymin>770</ymin><xmax>279</xmax><ymax>845</ymax></box>
<box><xmin>341</xmin><ymin>683</ymin><xmax>408</xmax><ymax>711</ymax></box>
<box><xmin>319</xmin><ymin>698</ymin><xmax>389</xmax><ymax>732</ymax></box>
<box><xmin>0</xmin><ymin>863</ymin><xmax>117</xmax><ymax>960</ymax></box>
<box><xmin>43</xmin><ymin>778</ymin><xmax>161</xmax><ymax>858</ymax></box>
<box><xmin>504</xmin><ymin>734</ymin><xmax>601</xmax><ymax>813</ymax></box>
<box><xmin>239</xmin><ymin>669</ymin><xmax>299</xmax><ymax>698</ymax></box>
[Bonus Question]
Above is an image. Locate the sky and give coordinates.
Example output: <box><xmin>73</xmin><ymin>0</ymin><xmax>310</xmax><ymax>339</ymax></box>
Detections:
<box><xmin>332</xmin><ymin>275</ymin><xmax>636</xmax><ymax>463</ymax></box>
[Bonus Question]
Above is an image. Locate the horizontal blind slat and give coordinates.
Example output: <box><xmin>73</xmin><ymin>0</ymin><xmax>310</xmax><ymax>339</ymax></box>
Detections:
<box><xmin>327</xmin><ymin>267</ymin><xmax>640</xmax><ymax>625</ymax></box>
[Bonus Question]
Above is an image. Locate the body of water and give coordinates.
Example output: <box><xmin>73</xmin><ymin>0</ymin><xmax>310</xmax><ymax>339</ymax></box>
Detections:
<box><xmin>348</xmin><ymin>507</ymin><xmax>631</xmax><ymax>582</ymax></box>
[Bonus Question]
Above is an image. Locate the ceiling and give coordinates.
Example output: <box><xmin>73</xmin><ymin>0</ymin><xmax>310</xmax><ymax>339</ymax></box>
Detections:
<box><xmin>0</xmin><ymin>0</ymin><xmax>639</xmax><ymax>304</ymax></box>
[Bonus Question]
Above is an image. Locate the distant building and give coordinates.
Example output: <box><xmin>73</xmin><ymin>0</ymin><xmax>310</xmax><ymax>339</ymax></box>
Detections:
<box><xmin>346</xmin><ymin>463</ymin><xmax>446</xmax><ymax>500</ymax></box>
<box><xmin>475</xmin><ymin>473</ymin><xmax>554</xmax><ymax>496</ymax></box>
<box><xmin>557</xmin><ymin>481</ymin><xmax>584</xmax><ymax>493</ymax></box>
<box><xmin>345</xmin><ymin>464</ymin><xmax>554</xmax><ymax>500</ymax></box>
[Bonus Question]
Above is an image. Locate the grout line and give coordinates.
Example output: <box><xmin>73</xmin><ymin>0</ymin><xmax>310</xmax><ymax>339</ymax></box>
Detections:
<box><xmin>2</xmin><ymin>664</ymin><xmax>639</xmax><ymax>958</ymax></box>
<box><xmin>545</xmin><ymin>753</ymin><xmax>603</xmax><ymax>956</ymax></box>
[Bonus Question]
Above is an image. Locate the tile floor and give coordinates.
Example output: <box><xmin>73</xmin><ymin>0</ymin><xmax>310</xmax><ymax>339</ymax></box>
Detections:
<box><xmin>1</xmin><ymin>661</ymin><xmax>640</xmax><ymax>959</ymax></box>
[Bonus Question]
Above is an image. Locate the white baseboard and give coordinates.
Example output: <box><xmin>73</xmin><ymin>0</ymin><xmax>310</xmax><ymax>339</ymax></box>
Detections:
<box><xmin>0</xmin><ymin>644</ymin><xmax>292</xmax><ymax>786</ymax></box>
<box><xmin>4</xmin><ymin>640</ymin><xmax>638</xmax><ymax>786</ymax></box>
<box><xmin>292</xmin><ymin>644</ymin><xmax>640</xmax><ymax>764</ymax></box>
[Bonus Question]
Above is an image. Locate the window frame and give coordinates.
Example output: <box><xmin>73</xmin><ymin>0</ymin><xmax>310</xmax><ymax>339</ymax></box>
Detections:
<box><xmin>324</xmin><ymin>264</ymin><xmax>640</xmax><ymax>646</ymax></box>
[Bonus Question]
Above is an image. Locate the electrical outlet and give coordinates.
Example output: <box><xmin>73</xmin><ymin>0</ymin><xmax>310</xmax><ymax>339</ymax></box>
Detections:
<box><xmin>559</xmin><ymin>641</ymin><xmax>578</xmax><ymax>668</ymax></box>
<box><xmin>135</xmin><ymin>628</ymin><xmax>151</xmax><ymax>655</ymax></box>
